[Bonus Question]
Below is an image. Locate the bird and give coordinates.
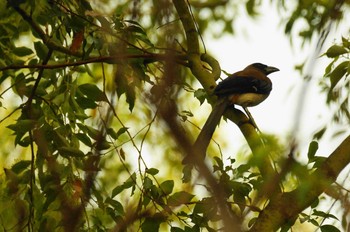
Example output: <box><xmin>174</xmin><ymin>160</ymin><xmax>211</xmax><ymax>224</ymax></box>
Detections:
<box><xmin>183</xmin><ymin>63</ymin><xmax>279</xmax><ymax>164</ymax></box>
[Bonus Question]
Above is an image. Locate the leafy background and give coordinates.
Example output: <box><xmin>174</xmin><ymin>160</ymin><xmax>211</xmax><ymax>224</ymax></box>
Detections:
<box><xmin>0</xmin><ymin>0</ymin><xmax>350</xmax><ymax>231</ymax></box>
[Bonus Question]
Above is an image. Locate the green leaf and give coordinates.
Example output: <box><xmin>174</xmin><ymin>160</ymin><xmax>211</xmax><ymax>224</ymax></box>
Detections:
<box><xmin>144</xmin><ymin>176</ymin><xmax>153</xmax><ymax>190</ymax></box>
<box><xmin>313</xmin><ymin>210</ymin><xmax>338</xmax><ymax>220</ymax></box>
<box><xmin>146</xmin><ymin>168</ymin><xmax>159</xmax><ymax>175</ymax></box>
<box><xmin>313</xmin><ymin>127</ymin><xmax>326</xmax><ymax>140</ymax></box>
<box><xmin>106</xmin><ymin>128</ymin><xmax>118</xmax><ymax>140</ymax></box>
<box><xmin>329</xmin><ymin>61</ymin><xmax>349</xmax><ymax>89</ymax></box>
<box><xmin>115</xmin><ymin>127</ymin><xmax>129</xmax><ymax>139</ymax></box>
<box><xmin>114</xmin><ymin>64</ymin><xmax>137</xmax><ymax>111</ymax></box>
<box><xmin>78</xmin><ymin>83</ymin><xmax>108</xmax><ymax>102</ymax></box>
<box><xmin>326</xmin><ymin>45</ymin><xmax>348</xmax><ymax>58</ymax></box>
<box><xmin>7</xmin><ymin>119</ymin><xmax>37</xmax><ymax>147</ymax></box>
<box><xmin>11</xmin><ymin>160</ymin><xmax>31</xmax><ymax>173</ymax></box>
<box><xmin>111</xmin><ymin>185</ymin><xmax>124</xmax><ymax>198</ymax></box>
<box><xmin>124</xmin><ymin>173</ymin><xmax>137</xmax><ymax>188</ymax></box>
<box><xmin>311</xmin><ymin>156</ymin><xmax>327</xmax><ymax>168</ymax></box>
<box><xmin>119</xmin><ymin>148</ymin><xmax>125</xmax><ymax>160</ymax></box>
<box><xmin>160</xmin><ymin>180</ymin><xmax>174</xmax><ymax>195</ymax></box>
<box><xmin>83</xmin><ymin>125</ymin><xmax>101</xmax><ymax>140</ymax></box>
<box><xmin>310</xmin><ymin>198</ymin><xmax>319</xmax><ymax>208</ymax></box>
<box><xmin>193</xmin><ymin>198</ymin><xmax>219</xmax><ymax>221</ymax></box>
<box><xmin>236</xmin><ymin>163</ymin><xmax>251</xmax><ymax>174</ymax></box>
<box><xmin>34</xmin><ymin>41</ymin><xmax>49</xmax><ymax>60</ymax></box>
<box><xmin>111</xmin><ymin>173</ymin><xmax>136</xmax><ymax>197</ymax></box>
<box><xmin>182</xmin><ymin>164</ymin><xmax>193</xmax><ymax>183</ymax></box>
<box><xmin>58</xmin><ymin>146</ymin><xmax>85</xmax><ymax>157</ymax></box>
<box><xmin>320</xmin><ymin>225</ymin><xmax>341</xmax><ymax>232</ymax></box>
<box><xmin>141</xmin><ymin>217</ymin><xmax>161</xmax><ymax>232</ymax></box>
<box><xmin>75</xmin><ymin>96</ymin><xmax>98</xmax><ymax>109</ymax></box>
<box><xmin>13</xmin><ymin>73</ymin><xmax>30</xmax><ymax>98</ymax></box>
<box><xmin>246</xmin><ymin>0</ymin><xmax>258</xmax><ymax>16</ymax></box>
<box><xmin>168</xmin><ymin>191</ymin><xmax>194</xmax><ymax>206</ymax></box>
<box><xmin>280</xmin><ymin>223</ymin><xmax>292</xmax><ymax>232</ymax></box>
<box><xmin>213</xmin><ymin>156</ymin><xmax>223</xmax><ymax>169</ymax></box>
<box><xmin>342</xmin><ymin>36</ymin><xmax>350</xmax><ymax>48</ymax></box>
<box><xmin>171</xmin><ymin>227</ymin><xmax>184</xmax><ymax>232</ymax></box>
<box><xmin>126</xmin><ymin>86</ymin><xmax>136</xmax><ymax>111</ymax></box>
<box><xmin>125</xmin><ymin>25</ymin><xmax>146</xmax><ymax>35</ymax></box>
<box><xmin>95</xmin><ymin>140</ymin><xmax>111</xmax><ymax>150</ymax></box>
<box><xmin>7</xmin><ymin>119</ymin><xmax>36</xmax><ymax>133</ymax></box>
<box><xmin>52</xmin><ymin>93</ymin><xmax>66</xmax><ymax>106</ymax></box>
<box><xmin>13</xmin><ymin>46</ymin><xmax>33</xmax><ymax>57</ymax></box>
<box><xmin>53</xmin><ymin>130</ymin><xmax>70</xmax><ymax>147</ymax></box>
<box><xmin>307</xmin><ymin>141</ymin><xmax>319</xmax><ymax>161</ymax></box>
<box><xmin>105</xmin><ymin>197</ymin><xmax>125</xmax><ymax>216</ymax></box>
<box><xmin>194</xmin><ymin>88</ymin><xmax>207</xmax><ymax>105</ymax></box>
<box><xmin>75</xmin><ymin>132</ymin><xmax>92</xmax><ymax>146</ymax></box>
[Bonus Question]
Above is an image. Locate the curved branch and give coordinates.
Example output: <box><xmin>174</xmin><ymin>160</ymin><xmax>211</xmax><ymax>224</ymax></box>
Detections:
<box><xmin>250</xmin><ymin>134</ymin><xmax>350</xmax><ymax>231</ymax></box>
<box><xmin>173</xmin><ymin>1</ymin><xmax>242</xmax><ymax>231</ymax></box>
<box><xmin>201</xmin><ymin>53</ymin><xmax>221</xmax><ymax>81</ymax></box>
<box><xmin>174</xmin><ymin>0</ymin><xmax>275</xmax><ymax>183</ymax></box>
<box><xmin>173</xmin><ymin>1</ymin><xmax>216</xmax><ymax>90</ymax></box>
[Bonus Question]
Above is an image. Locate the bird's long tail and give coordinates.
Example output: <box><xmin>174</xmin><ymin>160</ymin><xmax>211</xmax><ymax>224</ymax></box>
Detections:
<box><xmin>183</xmin><ymin>98</ymin><xmax>229</xmax><ymax>164</ymax></box>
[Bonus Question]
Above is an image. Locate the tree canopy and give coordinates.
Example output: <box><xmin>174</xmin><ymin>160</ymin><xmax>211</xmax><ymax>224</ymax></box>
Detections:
<box><xmin>1</xmin><ymin>0</ymin><xmax>350</xmax><ymax>231</ymax></box>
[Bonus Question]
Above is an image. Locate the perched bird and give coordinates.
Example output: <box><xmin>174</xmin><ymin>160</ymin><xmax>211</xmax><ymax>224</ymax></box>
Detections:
<box><xmin>183</xmin><ymin>63</ymin><xmax>279</xmax><ymax>164</ymax></box>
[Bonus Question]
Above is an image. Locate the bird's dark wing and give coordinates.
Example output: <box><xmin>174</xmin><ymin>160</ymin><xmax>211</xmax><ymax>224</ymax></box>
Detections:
<box><xmin>214</xmin><ymin>75</ymin><xmax>272</xmax><ymax>97</ymax></box>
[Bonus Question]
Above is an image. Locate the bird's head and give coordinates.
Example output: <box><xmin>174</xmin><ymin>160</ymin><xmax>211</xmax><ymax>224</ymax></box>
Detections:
<box><xmin>249</xmin><ymin>63</ymin><xmax>279</xmax><ymax>75</ymax></box>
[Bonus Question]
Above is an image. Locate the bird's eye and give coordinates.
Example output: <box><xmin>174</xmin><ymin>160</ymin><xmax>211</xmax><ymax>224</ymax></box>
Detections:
<box><xmin>252</xmin><ymin>63</ymin><xmax>267</xmax><ymax>71</ymax></box>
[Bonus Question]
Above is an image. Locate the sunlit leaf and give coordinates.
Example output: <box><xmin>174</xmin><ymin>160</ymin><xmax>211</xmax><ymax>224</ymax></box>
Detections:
<box><xmin>95</xmin><ymin>140</ymin><xmax>111</xmax><ymax>150</ymax></box>
<box><xmin>13</xmin><ymin>46</ymin><xmax>33</xmax><ymax>57</ymax></box>
<box><xmin>34</xmin><ymin>41</ymin><xmax>49</xmax><ymax>60</ymax></box>
<box><xmin>307</xmin><ymin>141</ymin><xmax>319</xmax><ymax>161</ymax></box>
<box><xmin>313</xmin><ymin>210</ymin><xmax>338</xmax><ymax>220</ymax></box>
<box><xmin>141</xmin><ymin>217</ymin><xmax>161</xmax><ymax>232</ymax></box>
<box><xmin>58</xmin><ymin>146</ymin><xmax>85</xmax><ymax>157</ymax></box>
<box><xmin>160</xmin><ymin>180</ymin><xmax>174</xmax><ymax>195</ymax></box>
<box><xmin>146</xmin><ymin>168</ymin><xmax>159</xmax><ymax>175</ymax></box>
<box><xmin>194</xmin><ymin>88</ymin><xmax>207</xmax><ymax>105</ymax></box>
<box><xmin>7</xmin><ymin>119</ymin><xmax>36</xmax><ymax>133</ymax></box>
<box><xmin>105</xmin><ymin>197</ymin><xmax>125</xmax><ymax>216</ymax></box>
<box><xmin>171</xmin><ymin>227</ymin><xmax>184</xmax><ymax>232</ymax></box>
<box><xmin>168</xmin><ymin>191</ymin><xmax>194</xmax><ymax>206</ymax></box>
<box><xmin>326</xmin><ymin>45</ymin><xmax>348</xmax><ymax>58</ymax></box>
<box><xmin>112</xmin><ymin>173</ymin><xmax>137</xmax><ymax>197</ymax></box>
<box><xmin>11</xmin><ymin>160</ymin><xmax>31</xmax><ymax>173</ymax></box>
<box><xmin>320</xmin><ymin>225</ymin><xmax>341</xmax><ymax>232</ymax></box>
<box><xmin>329</xmin><ymin>61</ymin><xmax>349</xmax><ymax>89</ymax></box>
<box><xmin>115</xmin><ymin>127</ymin><xmax>129</xmax><ymax>139</ymax></box>
<box><xmin>182</xmin><ymin>164</ymin><xmax>193</xmax><ymax>183</ymax></box>
<box><xmin>76</xmin><ymin>133</ymin><xmax>92</xmax><ymax>146</ymax></box>
<box><xmin>78</xmin><ymin>83</ymin><xmax>108</xmax><ymax>102</ymax></box>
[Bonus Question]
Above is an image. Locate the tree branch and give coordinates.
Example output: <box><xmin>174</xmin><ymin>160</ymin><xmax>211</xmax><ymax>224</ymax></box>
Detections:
<box><xmin>0</xmin><ymin>54</ymin><xmax>188</xmax><ymax>71</ymax></box>
<box><xmin>173</xmin><ymin>0</ymin><xmax>275</xmax><ymax>183</ymax></box>
<box><xmin>250</xmin><ymin>134</ymin><xmax>350</xmax><ymax>231</ymax></box>
<box><xmin>10</xmin><ymin>4</ymin><xmax>82</xmax><ymax>57</ymax></box>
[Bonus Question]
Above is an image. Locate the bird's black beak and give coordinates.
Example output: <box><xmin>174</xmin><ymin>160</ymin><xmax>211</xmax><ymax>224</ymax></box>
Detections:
<box><xmin>265</xmin><ymin>66</ymin><xmax>280</xmax><ymax>75</ymax></box>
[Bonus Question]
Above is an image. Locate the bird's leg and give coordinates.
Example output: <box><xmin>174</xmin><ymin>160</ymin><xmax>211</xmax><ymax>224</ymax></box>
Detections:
<box><xmin>243</xmin><ymin>107</ymin><xmax>261</xmax><ymax>133</ymax></box>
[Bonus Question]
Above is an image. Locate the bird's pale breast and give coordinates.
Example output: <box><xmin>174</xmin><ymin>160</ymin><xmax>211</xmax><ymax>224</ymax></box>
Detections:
<box><xmin>228</xmin><ymin>93</ymin><xmax>269</xmax><ymax>107</ymax></box>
